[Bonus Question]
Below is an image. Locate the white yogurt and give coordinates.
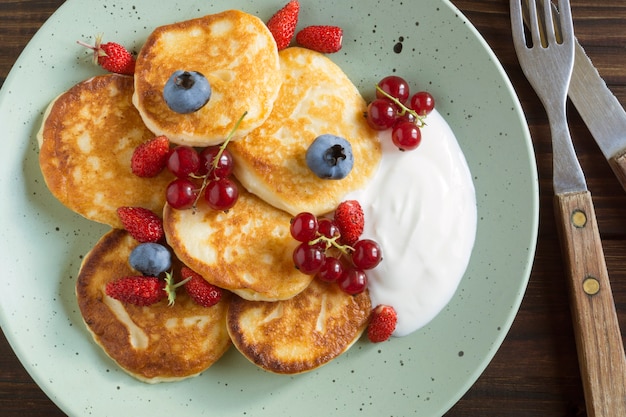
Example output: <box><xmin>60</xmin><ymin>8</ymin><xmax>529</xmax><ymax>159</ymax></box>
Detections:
<box><xmin>346</xmin><ymin>110</ymin><xmax>477</xmax><ymax>336</ymax></box>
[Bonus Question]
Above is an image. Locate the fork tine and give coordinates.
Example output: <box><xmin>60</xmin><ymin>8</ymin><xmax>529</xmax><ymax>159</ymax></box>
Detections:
<box><xmin>526</xmin><ymin>0</ymin><xmax>542</xmax><ymax>47</ymax></box>
<box><xmin>510</xmin><ymin>0</ymin><xmax>526</xmax><ymax>50</ymax></box>
<box><xmin>556</xmin><ymin>0</ymin><xmax>574</xmax><ymax>43</ymax></box>
<box><xmin>542</xmin><ymin>0</ymin><xmax>557</xmax><ymax>45</ymax></box>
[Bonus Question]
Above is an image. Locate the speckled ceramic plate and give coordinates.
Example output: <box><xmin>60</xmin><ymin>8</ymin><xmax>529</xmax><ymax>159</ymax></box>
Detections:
<box><xmin>0</xmin><ymin>0</ymin><xmax>538</xmax><ymax>416</ymax></box>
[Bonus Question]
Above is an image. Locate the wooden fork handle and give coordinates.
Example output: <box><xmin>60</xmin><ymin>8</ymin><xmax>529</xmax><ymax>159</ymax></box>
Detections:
<box><xmin>554</xmin><ymin>190</ymin><xmax>626</xmax><ymax>417</ymax></box>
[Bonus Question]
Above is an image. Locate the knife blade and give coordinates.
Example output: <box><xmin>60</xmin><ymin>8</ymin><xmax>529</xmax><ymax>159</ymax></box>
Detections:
<box><xmin>568</xmin><ymin>38</ymin><xmax>626</xmax><ymax>191</ymax></box>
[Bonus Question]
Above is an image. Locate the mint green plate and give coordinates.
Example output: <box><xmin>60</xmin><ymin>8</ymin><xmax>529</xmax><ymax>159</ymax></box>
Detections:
<box><xmin>0</xmin><ymin>1</ymin><xmax>537</xmax><ymax>416</ymax></box>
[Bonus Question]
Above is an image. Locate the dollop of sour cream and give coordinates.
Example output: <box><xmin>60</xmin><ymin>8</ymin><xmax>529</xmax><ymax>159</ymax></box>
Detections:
<box><xmin>346</xmin><ymin>110</ymin><xmax>477</xmax><ymax>337</ymax></box>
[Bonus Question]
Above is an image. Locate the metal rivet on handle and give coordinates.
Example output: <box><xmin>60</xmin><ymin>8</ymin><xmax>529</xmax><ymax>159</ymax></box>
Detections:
<box><xmin>582</xmin><ymin>276</ymin><xmax>600</xmax><ymax>296</ymax></box>
<box><xmin>571</xmin><ymin>209</ymin><xmax>587</xmax><ymax>228</ymax></box>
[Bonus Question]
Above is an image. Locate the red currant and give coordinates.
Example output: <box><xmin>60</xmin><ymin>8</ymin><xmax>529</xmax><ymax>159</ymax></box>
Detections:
<box><xmin>391</xmin><ymin>121</ymin><xmax>422</xmax><ymax>151</ymax></box>
<box><xmin>394</xmin><ymin>110</ymin><xmax>417</xmax><ymax>126</ymax></box>
<box><xmin>316</xmin><ymin>257</ymin><xmax>345</xmax><ymax>282</ymax></box>
<box><xmin>204</xmin><ymin>177</ymin><xmax>239</xmax><ymax>211</ymax></box>
<box><xmin>337</xmin><ymin>268</ymin><xmax>368</xmax><ymax>295</ymax></box>
<box><xmin>199</xmin><ymin>146</ymin><xmax>234</xmax><ymax>179</ymax></box>
<box><xmin>376</xmin><ymin>75</ymin><xmax>410</xmax><ymax>103</ymax></box>
<box><xmin>290</xmin><ymin>212</ymin><xmax>319</xmax><ymax>242</ymax></box>
<box><xmin>292</xmin><ymin>242</ymin><xmax>326</xmax><ymax>275</ymax></box>
<box><xmin>167</xmin><ymin>145</ymin><xmax>200</xmax><ymax>178</ymax></box>
<box><xmin>366</xmin><ymin>98</ymin><xmax>398</xmax><ymax>130</ymax></box>
<box><xmin>318</xmin><ymin>218</ymin><xmax>340</xmax><ymax>239</ymax></box>
<box><xmin>410</xmin><ymin>91</ymin><xmax>435</xmax><ymax>116</ymax></box>
<box><xmin>166</xmin><ymin>178</ymin><xmax>198</xmax><ymax>210</ymax></box>
<box><xmin>352</xmin><ymin>239</ymin><xmax>383</xmax><ymax>270</ymax></box>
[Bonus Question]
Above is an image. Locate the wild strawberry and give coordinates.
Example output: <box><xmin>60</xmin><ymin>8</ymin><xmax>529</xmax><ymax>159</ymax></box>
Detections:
<box><xmin>105</xmin><ymin>276</ymin><xmax>166</xmax><ymax>306</ymax></box>
<box><xmin>181</xmin><ymin>266</ymin><xmax>223</xmax><ymax>307</ymax></box>
<box><xmin>367</xmin><ymin>305</ymin><xmax>397</xmax><ymax>343</ymax></box>
<box><xmin>295</xmin><ymin>25</ymin><xmax>343</xmax><ymax>53</ymax></box>
<box><xmin>130</xmin><ymin>135</ymin><xmax>170</xmax><ymax>177</ymax></box>
<box><xmin>77</xmin><ymin>34</ymin><xmax>135</xmax><ymax>75</ymax></box>
<box><xmin>334</xmin><ymin>200</ymin><xmax>364</xmax><ymax>246</ymax></box>
<box><xmin>116</xmin><ymin>206</ymin><xmax>164</xmax><ymax>243</ymax></box>
<box><xmin>266</xmin><ymin>0</ymin><xmax>300</xmax><ymax>51</ymax></box>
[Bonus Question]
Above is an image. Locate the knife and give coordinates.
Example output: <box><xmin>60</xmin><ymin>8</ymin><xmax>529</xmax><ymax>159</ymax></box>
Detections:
<box><xmin>568</xmin><ymin>35</ymin><xmax>626</xmax><ymax>191</ymax></box>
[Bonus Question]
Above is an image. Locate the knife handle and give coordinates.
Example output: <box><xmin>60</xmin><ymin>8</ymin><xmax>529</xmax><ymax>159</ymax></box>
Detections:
<box><xmin>608</xmin><ymin>149</ymin><xmax>626</xmax><ymax>193</ymax></box>
<box><xmin>554</xmin><ymin>190</ymin><xmax>626</xmax><ymax>417</ymax></box>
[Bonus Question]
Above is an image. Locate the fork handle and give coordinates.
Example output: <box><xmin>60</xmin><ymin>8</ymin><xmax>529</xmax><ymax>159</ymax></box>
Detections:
<box><xmin>554</xmin><ymin>190</ymin><xmax>626</xmax><ymax>417</ymax></box>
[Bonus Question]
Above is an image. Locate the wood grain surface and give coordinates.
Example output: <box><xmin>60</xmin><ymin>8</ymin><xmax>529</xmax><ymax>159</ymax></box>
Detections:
<box><xmin>1</xmin><ymin>0</ymin><xmax>626</xmax><ymax>416</ymax></box>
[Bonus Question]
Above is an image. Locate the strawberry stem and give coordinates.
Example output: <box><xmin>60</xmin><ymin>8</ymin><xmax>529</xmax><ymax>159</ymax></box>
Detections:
<box><xmin>76</xmin><ymin>34</ymin><xmax>107</xmax><ymax>65</ymax></box>
<box><xmin>164</xmin><ymin>271</ymin><xmax>192</xmax><ymax>306</ymax></box>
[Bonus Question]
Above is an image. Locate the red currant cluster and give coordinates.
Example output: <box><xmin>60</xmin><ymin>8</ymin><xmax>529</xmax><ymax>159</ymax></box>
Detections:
<box><xmin>290</xmin><ymin>212</ymin><xmax>382</xmax><ymax>295</ymax></box>
<box><xmin>366</xmin><ymin>75</ymin><xmax>435</xmax><ymax>151</ymax></box>
<box><xmin>165</xmin><ymin>113</ymin><xmax>246</xmax><ymax>212</ymax></box>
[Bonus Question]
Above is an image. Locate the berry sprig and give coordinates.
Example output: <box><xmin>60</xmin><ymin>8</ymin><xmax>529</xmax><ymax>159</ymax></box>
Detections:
<box><xmin>77</xmin><ymin>34</ymin><xmax>136</xmax><ymax>75</ymax></box>
<box><xmin>164</xmin><ymin>111</ymin><xmax>247</xmax><ymax>212</ymax></box>
<box><xmin>375</xmin><ymin>86</ymin><xmax>426</xmax><ymax>129</ymax></box>
<box><xmin>366</xmin><ymin>75</ymin><xmax>435</xmax><ymax>151</ymax></box>
<box><xmin>107</xmin><ymin>267</ymin><xmax>222</xmax><ymax>308</ymax></box>
<box><xmin>289</xmin><ymin>200</ymin><xmax>382</xmax><ymax>295</ymax></box>
<box><xmin>164</xmin><ymin>267</ymin><xmax>222</xmax><ymax>307</ymax></box>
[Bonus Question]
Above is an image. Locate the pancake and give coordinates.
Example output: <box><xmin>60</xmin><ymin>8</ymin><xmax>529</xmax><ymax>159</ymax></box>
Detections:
<box><xmin>37</xmin><ymin>74</ymin><xmax>174</xmax><ymax>229</ymax></box>
<box><xmin>132</xmin><ymin>10</ymin><xmax>282</xmax><ymax>147</ymax></box>
<box><xmin>163</xmin><ymin>181</ymin><xmax>313</xmax><ymax>302</ymax></box>
<box><xmin>229</xmin><ymin>47</ymin><xmax>382</xmax><ymax>216</ymax></box>
<box><xmin>227</xmin><ymin>279</ymin><xmax>371</xmax><ymax>374</ymax></box>
<box><xmin>76</xmin><ymin>229</ymin><xmax>231</xmax><ymax>383</ymax></box>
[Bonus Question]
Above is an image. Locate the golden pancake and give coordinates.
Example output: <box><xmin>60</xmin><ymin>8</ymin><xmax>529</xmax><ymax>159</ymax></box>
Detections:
<box><xmin>37</xmin><ymin>74</ymin><xmax>173</xmax><ymax>229</ymax></box>
<box><xmin>229</xmin><ymin>47</ymin><xmax>382</xmax><ymax>216</ymax></box>
<box><xmin>76</xmin><ymin>229</ymin><xmax>231</xmax><ymax>383</ymax></box>
<box><xmin>132</xmin><ymin>10</ymin><xmax>282</xmax><ymax>147</ymax></box>
<box><xmin>227</xmin><ymin>279</ymin><xmax>371</xmax><ymax>374</ymax></box>
<box><xmin>163</xmin><ymin>182</ymin><xmax>313</xmax><ymax>302</ymax></box>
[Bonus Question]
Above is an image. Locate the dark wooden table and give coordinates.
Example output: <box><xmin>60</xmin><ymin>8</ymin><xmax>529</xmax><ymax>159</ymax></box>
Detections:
<box><xmin>2</xmin><ymin>0</ymin><xmax>625</xmax><ymax>416</ymax></box>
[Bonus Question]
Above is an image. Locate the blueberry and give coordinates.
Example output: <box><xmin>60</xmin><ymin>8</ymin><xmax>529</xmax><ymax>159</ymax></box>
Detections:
<box><xmin>163</xmin><ymin>70</ymin><xmax>212</xmax><ymax>114</ymax></box>
<box><xmin>129</xmin><ymin>243</ymin><xmax>172</xmax><ymax>276</ymax></box>
<box><xmin>305</xmin><ymin>134</ymin><xmax>354</xmax><ymax>179</ymax></box>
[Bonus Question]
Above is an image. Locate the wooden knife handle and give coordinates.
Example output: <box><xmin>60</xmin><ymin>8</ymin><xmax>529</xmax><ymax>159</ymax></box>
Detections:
<box><xmin>608</xmin><ymin>149</ymin><xmax>626</xmax><ymax>193</ymax></box>
<box><xmin>554</xmin><ymin>190</ymin><xmax>626</xmax><ymax>417</ymax></box>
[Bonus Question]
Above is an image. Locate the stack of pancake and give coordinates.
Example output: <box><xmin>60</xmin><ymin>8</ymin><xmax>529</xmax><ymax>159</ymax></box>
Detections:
<box><xmin>38</xmin><ymin>9</ymin><xmax>381</xmax><ymax>382</ymax></box>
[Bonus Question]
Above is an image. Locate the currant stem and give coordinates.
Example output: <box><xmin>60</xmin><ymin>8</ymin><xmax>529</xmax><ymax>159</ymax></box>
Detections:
<box><xmin>212</xmin><ymin>111</ymin><xmax>247</xmax><ymax>171</ymax></box>
<box><xmin>309</xmin><ymin>234</ymin><xmax>355</xmax><ymax>256</ymax></box>
<box><xmin>375</xmin><ymin>85</ymin><xmax>427</xmax><ymax>127</ymax></box>
<box><xmin>190</xmin><ymin>111</ymin><xmax>248</xmax><ymax>213</ymax></box>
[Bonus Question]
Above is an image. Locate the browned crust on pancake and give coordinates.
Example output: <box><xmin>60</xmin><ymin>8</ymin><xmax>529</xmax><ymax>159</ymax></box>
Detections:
<box><xmin>227</xmin><ymin>280</ymin><xmax>371</xmax><ymax>374</ymax></box>
<box><xmin>38</xmin><ymin>74</ymin><xmax>173</xmax><ymax>228</ymax></box>
<box><xmin>163</xmin><ymin>183</ymin><xmax>314</xmax><ymax>301</ymax></box>
<box><xmin>133</xmin><ymin>10</ymin><xmax>282</xmax><ymax>146</ymax></box>
<box><xmin>229</xmin><ymin>47</ymin><xmax>382</xmax><ymax>216</ymax></box>
<box><xmin>76</xmin><ymin>229</ymin><xmax>231</xmax><ymax>382</ymax></box>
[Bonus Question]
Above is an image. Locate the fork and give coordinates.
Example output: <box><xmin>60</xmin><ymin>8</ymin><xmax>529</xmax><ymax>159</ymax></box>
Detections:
<box><xmin>511</xmin><ymin>1</ymin><xmax>626</xmax><ymax>416</ymax></box>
